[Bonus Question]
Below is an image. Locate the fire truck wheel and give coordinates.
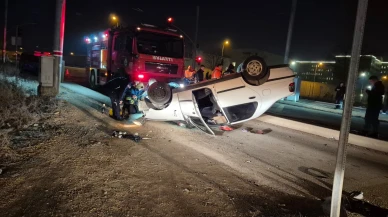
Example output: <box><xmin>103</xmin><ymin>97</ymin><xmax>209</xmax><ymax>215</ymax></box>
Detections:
<box><xmin>147</xmin><ymin>82</ymin><xmax>172</xmax><ymax>107</ymax></box>
<box><xmin>89</xmin><ymin>70</ymin><xmax>97</xmax><ymax>89</ymax></box>
<box><xmin>241</xmin><ymin>56</ymin><xmax>269</xmax><ymax>86</ymax></box>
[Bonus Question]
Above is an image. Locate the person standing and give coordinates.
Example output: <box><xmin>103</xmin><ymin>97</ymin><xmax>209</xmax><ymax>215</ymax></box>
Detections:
<box><xmin>120</xmin><ymin>83</ymin><xmax>134</xmax><ymax>119</ymax></box>
<box><xmin>334</xmin><ymin>82</ymin><xmax>346</xmax><ymax>109</ymax></box>
<box><xmin>184</xmin><ymin>66</ymin><xmax>195</xmax><ymax>85</ymax></box>
<box><xmin>236</xmin><ymin>62</ymin><xmax>244</xmax><ymax>73</ymax></box>
<box><xmin>195</xmin><ymin>65</ymin><xmax>205</xmax><ymax>82</ymax></box>
<box><xmin>223</xmin><ymin>64</ymin><xmax>236</xmax><ymax>76</ymax></box>
<box><xmin>129</xmin><ymin>82</ymin><xmax>145</xmax><ymax>114</ymax></box>
<box><xmin>211</xmin><ymin>64</ymin><xmax>223</xmax><ymax>79</ymax></box>
<box><xmin>363</xmin><ymin>76</ymin><xmax>385</xmax><ymax>138</ymax></box>
<box><xmin>104</xmin><ymin>77</ymin><xmax>127</xmax><ymax>120</ymax></box>
<box><xmin>383</xmin><ymin>90</ymin><xmax>388</xmax><ymax>114</ymax></box>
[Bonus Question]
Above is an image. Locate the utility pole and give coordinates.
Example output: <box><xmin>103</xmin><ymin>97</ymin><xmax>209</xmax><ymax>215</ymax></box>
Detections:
<box><xmin>330</xmin><ymin>0</ymin><xmax>368</xmax><ymax>217</ymax></box>
<box><xmin>284</xmin><ymin>0</ymin><xmax>297</xmax><ymax>64</ymax></box>
<box><xmin>15</xmin><ymin>26</ymin><xmax>18</xmax><ymax>67</ymax></box>
<box><xmin>52</xmin><ymin>0</ymin><xmax>66</xmax><ymax>94</ymax></box>
<box><xmin>193</xmin><ymin>6</ymin><xmax>199</xmax><ymax>68</ymax></box>
<box><xmin>3</xmin><ymin>0</ymin><xmax>8</xmax><ymax>63</ymax></box>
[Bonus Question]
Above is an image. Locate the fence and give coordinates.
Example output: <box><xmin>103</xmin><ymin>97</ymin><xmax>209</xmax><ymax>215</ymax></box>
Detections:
<box><xmin>299</xmin><ymin>81</ymin><xmax>336</xmax><ymax>102</ymax></box>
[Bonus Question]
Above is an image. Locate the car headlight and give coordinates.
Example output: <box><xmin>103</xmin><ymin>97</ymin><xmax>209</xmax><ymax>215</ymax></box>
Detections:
<box><xmin>179</xmin><ymin>83</ymin><xmax>185</xmax><ymax>88</ymax></box>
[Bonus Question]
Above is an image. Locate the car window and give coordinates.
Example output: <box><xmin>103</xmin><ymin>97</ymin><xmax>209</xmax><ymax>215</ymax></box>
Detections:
<box><xmin>222</xmin><ymin>102</ymin><xmax>258</xmax><ymax>123</ymax></box>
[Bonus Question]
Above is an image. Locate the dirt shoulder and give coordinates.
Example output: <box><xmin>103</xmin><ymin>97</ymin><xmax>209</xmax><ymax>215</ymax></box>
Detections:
<box><xmin>0</xmin><ymin>95</ymin><xmax>330</xmax><ymax>217</ymax></box>
<box><xmin>1</xmin><ymin>78</ymin><xmax>387</xmax><ymax>217</ymax></box>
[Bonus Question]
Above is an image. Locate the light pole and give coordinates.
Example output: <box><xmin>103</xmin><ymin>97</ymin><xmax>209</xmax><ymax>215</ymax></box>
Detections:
<box><xmin>221</xmin><ymin>40</ymin><xmax>229</xmax><ymax>57</ymax></box>
<box><xmin>284</xmin><ymin>0</ymin><xmax>297</xmax><ymax>64</ymax></box>
<box><xmin>312</xmin><ymin>62</ymin><xmax>323</xmax><ymax>97</ymax></box>
<box><xmin>3</xmin><ymin>0</ymin><xmax>8</xmax><ymax>63</ymax></box>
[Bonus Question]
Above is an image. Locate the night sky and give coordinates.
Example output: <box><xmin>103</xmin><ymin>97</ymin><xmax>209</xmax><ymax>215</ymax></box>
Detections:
<box><xmin>1</xmin><ymin>0</ymin><xmax>388</xmax><ymax>60</ymax></box>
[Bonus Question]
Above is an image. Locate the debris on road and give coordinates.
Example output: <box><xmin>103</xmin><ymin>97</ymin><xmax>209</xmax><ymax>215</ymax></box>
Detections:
<box><xmin>132</xmin><ymin>120</ymin><xmax>143</xmax><ymax>126</ymax></box>
<box><xmin>350</xmin><ymin>191</ymin><xmax>364</xmax><ymax>200</ymax></box>
<box><xmin>241</xmin><ymin>127</ymin><xmax>272</xmax><ymax>134</ymax></box>
<box><xmin>111</xmin><ymin>131</ymin><xmax>151</xmax><ymax>142</ymax></box>
<box><xmin>220</xmin><ymin>126</ymin><xmax>234</xmax><ymax>131</ymax></box>
<box><xmin>177</xmin><ymin>122</ymin><xmax>186</xmax><ymax>128</ymax></box>
<box><xmin>101</xmin><ymin>104</ymin><xmax>106</xmax><ymax>114</ymax></box>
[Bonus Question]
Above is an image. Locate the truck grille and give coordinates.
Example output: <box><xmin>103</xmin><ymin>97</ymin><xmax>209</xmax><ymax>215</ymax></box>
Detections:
<box><xmin>145</xmin><ymin>62</ymin><xmax>178</xmax><ymax>75</ymax></box>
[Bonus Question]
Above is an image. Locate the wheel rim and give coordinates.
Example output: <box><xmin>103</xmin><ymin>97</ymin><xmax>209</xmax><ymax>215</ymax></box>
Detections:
<box><xmin>151</xmin><ymin>86</ymin><xmax>167</xmax><ymax>100</ymax></box>
<box><xmin>246</xmin><ymin>60</ymin><xmax>263</xmax><ymax>76</ymax></box>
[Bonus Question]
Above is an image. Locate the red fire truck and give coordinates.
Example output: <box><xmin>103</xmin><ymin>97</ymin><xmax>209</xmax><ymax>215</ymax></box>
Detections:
<box><xmin>85</xmin><ymin>22</ymin><xmax>185</xmax><ymax>88</ymax></box>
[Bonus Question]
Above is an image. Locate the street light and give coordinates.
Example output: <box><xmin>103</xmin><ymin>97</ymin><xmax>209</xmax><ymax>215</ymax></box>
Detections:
<box><xmin>70</xmin><ymin>52</ymin><xmax>74</xmax><ymax>55</ymax></box>
<box><xmin>360</xmin><ymin>72</ymin><xmax>366</xmax><ymax>77</ymax></box>
<box><xmin>221</xmin><ymin>40</ymin><xmax>229</xmax><ymax>57</ymax></box>
<box><xmin>383</xmin><ymin>76</ymin><xmax>387</xmax><ymax>80</ymax></box>
<box><xmin>19</xmin><ymin>47</ymin><xmax>23</xmax><ymax>50</ymax></box>
<box><xmin>111</xmin><ymin>15</ymin><xmax>119</xmax><ymax>27</ymax></box>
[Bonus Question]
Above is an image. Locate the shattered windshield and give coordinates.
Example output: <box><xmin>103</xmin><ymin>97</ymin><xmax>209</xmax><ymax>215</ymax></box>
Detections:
<box><xmin>136</xmin><ymin>32</ymin><xmax>183</xmax><ymax>58</ymax></box>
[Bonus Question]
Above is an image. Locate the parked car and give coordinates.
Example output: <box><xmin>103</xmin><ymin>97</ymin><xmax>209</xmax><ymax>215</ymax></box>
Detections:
<box><xmin>138</xmin><ymin>56</ymin><xmax>296</xmax><ymax>135</ymax></box>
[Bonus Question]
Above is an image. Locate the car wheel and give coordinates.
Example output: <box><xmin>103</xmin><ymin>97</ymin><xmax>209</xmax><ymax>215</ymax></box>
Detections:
<box><xmin>241</xmin><ymin>56</ymin><xmax>269</xmax><ymax>85</ymax></box>
<box><xmin>147</xmin><ymin>82</ymin><xmax>172</xmax><ymax>108</ymax></box>
<box><xmin>145</xmin><ymin>98</ymin><xmax>164</xmax><ymax>110</ymax></box>
<box><xmin>89</xmin><ymin>70</ymin><xmax>96</xmax><ymax>89</ymax></box>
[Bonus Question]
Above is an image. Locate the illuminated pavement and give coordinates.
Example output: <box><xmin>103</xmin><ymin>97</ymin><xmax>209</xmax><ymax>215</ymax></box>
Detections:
<box><xmin>268</xmin><ymin>102</ymin><xmax>388</xmax><ymax>141</ymax></box>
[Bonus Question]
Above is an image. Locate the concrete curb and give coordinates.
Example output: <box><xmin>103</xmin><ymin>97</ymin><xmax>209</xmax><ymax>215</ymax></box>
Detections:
<box><xmin>257</xmin><ymin>114</ymin><xmax>388</xmax><ymax>153</ymax></box>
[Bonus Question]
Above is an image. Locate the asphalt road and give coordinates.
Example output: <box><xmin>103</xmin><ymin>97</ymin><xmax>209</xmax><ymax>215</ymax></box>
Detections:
<box><xmin>63</xmin><ymin>68</ymin><xmax>388</xmax><ymax>142</ymax></box>
<box><xmin>57</xmin><ymin>82</ymin><xmax>388</xmax><ymax>216</ymax></box>
<box><xmin>268</xmin><ymin>103</ymin><xmax>388</xmax><ymax>141</ymax></box>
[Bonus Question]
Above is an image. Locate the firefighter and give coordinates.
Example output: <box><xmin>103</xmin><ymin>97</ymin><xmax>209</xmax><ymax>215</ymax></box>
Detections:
<box><xmin>184</xmin><ymin>66</ymin><xmax>195</xmax><ymax>85</ymax></box>
<box><xmin>211</xmin><ymin>64</ymin><xmax>223</xmax><ymax>79</ymax></box>
<box><xmin>129</xmin><ymin>82</ymin><xmax>145</xmax><ymax>114</ymax></box>
<box><xmin>120</xmin><ymin>82</ymin><xmax>144</xmax><ymax>118</ymax></box>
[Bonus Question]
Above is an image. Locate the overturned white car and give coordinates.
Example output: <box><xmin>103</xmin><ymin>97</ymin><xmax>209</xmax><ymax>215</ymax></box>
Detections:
<box><xmin>139</xmin><ymin>56</ymin><xmax>295</xmax><ymax>135</ymax></box>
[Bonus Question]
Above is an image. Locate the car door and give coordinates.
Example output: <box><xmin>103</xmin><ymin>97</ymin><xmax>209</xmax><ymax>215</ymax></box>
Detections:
<box><xmin>214</xmin><ymin>77</ymin><xmax>261</xmax><ymax>124</ymax></box>
<box><xmin>188</xmin><ymin>93</ymin><xmax>215</xmax><ymax>135</ymax></box>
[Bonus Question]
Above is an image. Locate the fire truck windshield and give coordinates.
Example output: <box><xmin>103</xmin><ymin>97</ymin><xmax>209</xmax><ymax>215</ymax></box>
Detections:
<box><xmin>136</xmin><ymin>31</ymin><xmax>183</xmax><ymax>59</ymax></box>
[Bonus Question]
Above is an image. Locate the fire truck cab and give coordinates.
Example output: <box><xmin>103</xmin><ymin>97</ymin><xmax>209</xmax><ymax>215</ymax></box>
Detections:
<box><xmin>86</xmin><ymin>23</ymin><xmax>185</xmax><ymax>88</ymax></box>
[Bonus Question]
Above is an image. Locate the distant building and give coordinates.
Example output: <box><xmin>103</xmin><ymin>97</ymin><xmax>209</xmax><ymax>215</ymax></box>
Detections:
<box><xmin>290</xmin><ymin>55</ymin><xmax>388</xmax><ymax>102</ymax></box>
<box><xmin>290</xmin><ymin>61</ymin><xmax>335</xmax><ymax>84</ymax></box>
<box><xmin>334</xmin><ymin>55</ymin><xmax>388</xmax><ymax>82</ymax></box>
<box><xmin>290</xmin><ymin>55</ymin><xmax>388</xmax><ymax>85</ymax></box>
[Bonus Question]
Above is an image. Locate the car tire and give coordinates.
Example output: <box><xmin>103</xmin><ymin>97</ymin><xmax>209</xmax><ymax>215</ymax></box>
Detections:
<box><xmin>147</xmin><ymin>82</ymin><xmax>172</xmax><ymax>108</ymax></box>
<box><xmin>89</xmin><ymin>70</ymin><xmax>97</xmax><ymax>89</ymax></box>
<box><xmin>145</xmin><ymin>98</ymin><xmax>164</xmax><ymax>110</ymax></box>
<box><xmin>241</xmin><ymin>56</ymin><xmax>269</xmax><ymax>86</ymax></box>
